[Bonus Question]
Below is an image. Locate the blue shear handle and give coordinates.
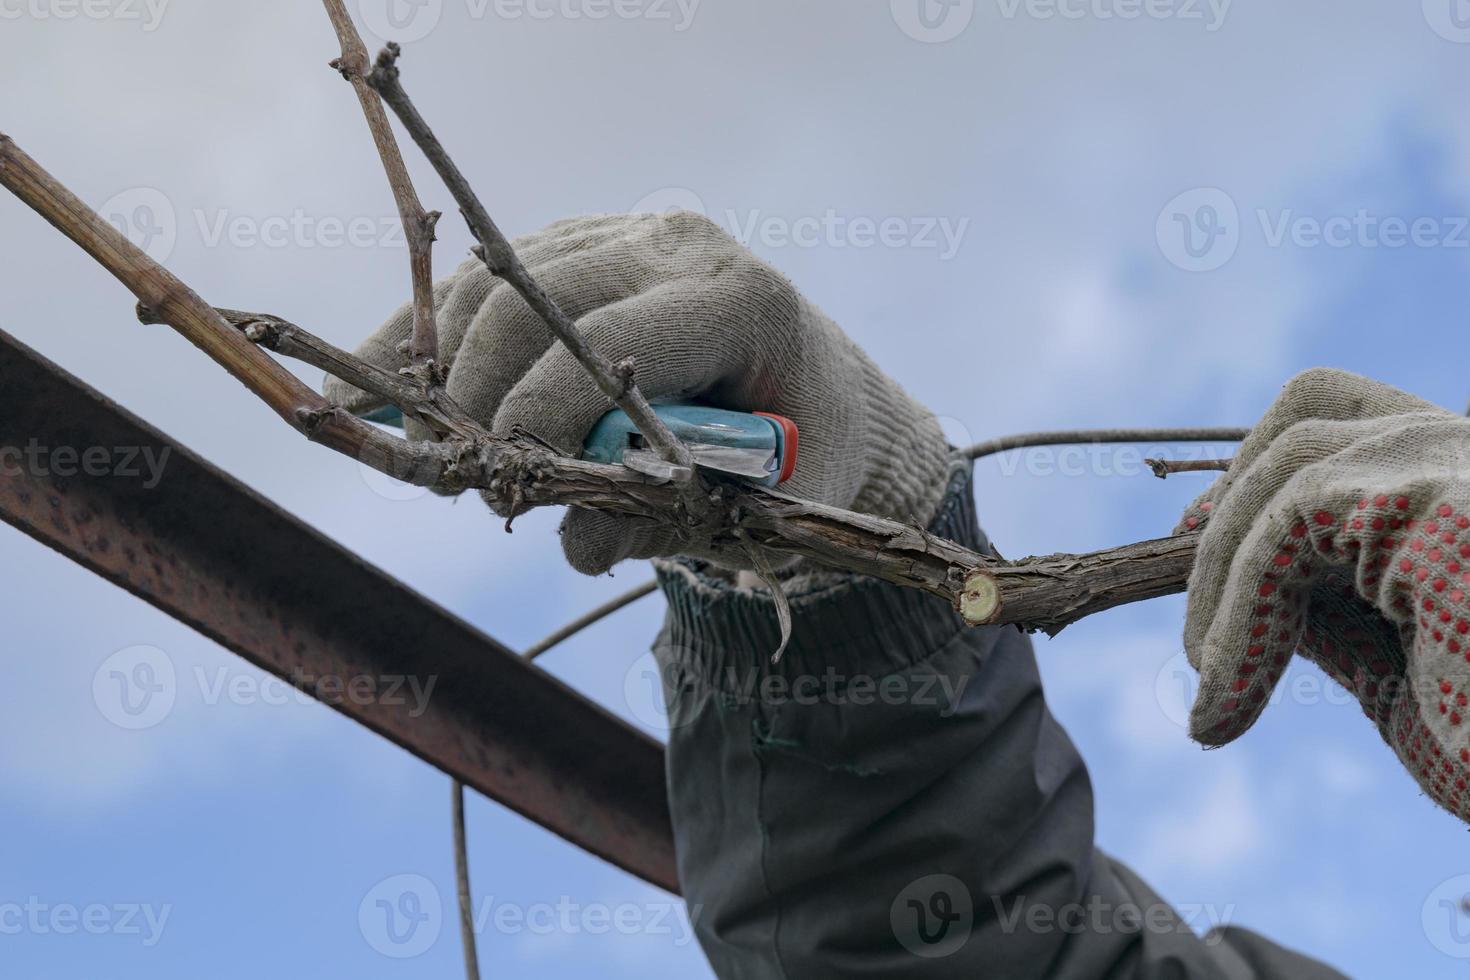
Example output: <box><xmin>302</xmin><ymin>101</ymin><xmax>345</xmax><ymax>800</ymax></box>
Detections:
<box><xmin>358</xmin><ymin>405</ymin><xmax>406</xmax><ymax>427</ymax></box>
<box><xmin>583</xmin><ymin>404</ymin><xmax>786</xmax><ymax>486</ymax></box>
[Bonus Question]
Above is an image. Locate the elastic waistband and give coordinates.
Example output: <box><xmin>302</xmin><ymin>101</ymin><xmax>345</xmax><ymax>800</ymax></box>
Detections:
<box><xmin>652</xmin><ymin>455</ymin><xmax>992</xmax><ymax>690</ymax></box>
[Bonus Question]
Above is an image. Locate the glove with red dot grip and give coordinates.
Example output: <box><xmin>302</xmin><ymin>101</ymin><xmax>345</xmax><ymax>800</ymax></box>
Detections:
<box><xmin>1178</xmin><ymin>368</ymin><xmax>1470</xmax><ymax>820</ymax></box>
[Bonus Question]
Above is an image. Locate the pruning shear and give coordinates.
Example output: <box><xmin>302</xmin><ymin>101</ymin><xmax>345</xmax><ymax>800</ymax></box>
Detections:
<box><xmin>355</xmin><ymin>403</ymin><xmax>798</xmax><ymax>487</ymax></box>
<box><xmin>581</xmin><ymin>404</ymin><xmax>798</xmax><ymax>487</ymax></box>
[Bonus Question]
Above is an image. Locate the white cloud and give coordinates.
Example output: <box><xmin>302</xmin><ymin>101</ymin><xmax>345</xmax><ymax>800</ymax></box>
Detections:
<box><xmin>1135</xmin><ymin>758</ymin><xmax>1267</xmax><ymax>876</ymax></box>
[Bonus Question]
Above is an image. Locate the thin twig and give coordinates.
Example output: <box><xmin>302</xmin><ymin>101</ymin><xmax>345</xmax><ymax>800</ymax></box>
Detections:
<box><xmin>365</xmin><ymin>43</ymin><xmax>694</xmax><ymax>473</ymax></box>
<box><xmin>143</xmin><ymin>306</ymin><xmax>479</xmax><ymax>441</ymax></box>
<box><xmin>451</xmin><ymin>779</ymin><xmax>482</xmax><ymax>980</ymax></box>
<box><xmin>965</xmin><ymin>427</ymin><xmax>1249</xmax><ymax>461</ymax></box>
<box><xmin>523</xmin><ymin>580</ymin><xmax>659</xmax><ymax>662</ymax></box>
<box><xmin>320</xmin><ymin>1</ymin><xmax>442</xmax><ymax>379</ymax></box>
<box><xmin>1146</xmin><ymin>457</ymin><xmax>1232</xmax><ymax>479</ymax></box>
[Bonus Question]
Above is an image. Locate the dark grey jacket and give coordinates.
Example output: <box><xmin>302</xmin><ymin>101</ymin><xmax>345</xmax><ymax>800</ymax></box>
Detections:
<box><xmin>652</xmin><ymin>460</ymin><xmax>1349</xmax><ymax>979</ymax></box>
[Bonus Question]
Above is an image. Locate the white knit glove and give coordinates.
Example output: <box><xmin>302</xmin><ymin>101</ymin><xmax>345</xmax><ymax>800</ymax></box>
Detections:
<box><xmin>326</xmin><ymin>211</ymin><xmax>950</xmax><ymax>575</ymax></box>
<box><xmin>1179</xmin><ymin>368</ymin><xmax>1470</xmax><ymax>820</ymax></box>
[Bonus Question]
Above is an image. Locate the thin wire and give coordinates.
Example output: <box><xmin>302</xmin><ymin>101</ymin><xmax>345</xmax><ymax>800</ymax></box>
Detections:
<box><xmin>458</xmin><ymin>581</ymin><xmax>657</xmax><ymax>975</ymax></box>
<box><xmin>449</xmin><ymin>577</ymin><xmax>659</xmax><ymax>978</ymax></box>
<box><xmin>452</xmin><ymin>779</ymin><xmax>482</xmax><ymax>980</ymax></box>
<box><xmin>522</xmin><ymin>579</ymin><xmax>660</xmax><ymax>661</ymax></box>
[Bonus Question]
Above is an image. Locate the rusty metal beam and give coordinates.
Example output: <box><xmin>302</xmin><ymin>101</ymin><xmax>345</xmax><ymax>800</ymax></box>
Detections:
<box><xmin>0</xmin><ymin>328</ymin><xmax>678</xmax><ymax>892</ymax></box>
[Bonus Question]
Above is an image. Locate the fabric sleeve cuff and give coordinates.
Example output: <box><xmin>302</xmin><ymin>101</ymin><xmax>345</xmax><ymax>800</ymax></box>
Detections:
<box><xmin>651</xmin><ymin>453</ymin><xmax>994</xmax><ymax>687</ymax></box>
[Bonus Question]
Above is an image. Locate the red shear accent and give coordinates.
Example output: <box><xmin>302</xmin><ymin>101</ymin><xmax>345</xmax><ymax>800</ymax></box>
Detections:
<box><xmin>753</xmin><ymin>412</ymin><xmax>799</xmax><ymax>484</ymax></box>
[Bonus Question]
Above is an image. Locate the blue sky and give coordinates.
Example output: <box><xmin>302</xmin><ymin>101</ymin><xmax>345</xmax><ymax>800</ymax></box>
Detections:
<box><xmin>5</xmin><ymin>1</ymin><xmax>1470</xmax><ymax>976</ymax></box>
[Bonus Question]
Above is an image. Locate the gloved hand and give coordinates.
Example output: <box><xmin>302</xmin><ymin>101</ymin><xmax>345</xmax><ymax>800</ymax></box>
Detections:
<box><xmin>326</xmin><ymin>210</ymin><xmax>950</xmax><ymax>575</ymax></box>
<box><xmin>1179</xmin><ymin>368</ymin><xmax>1470</xmax><ymax>820</ymax></box>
